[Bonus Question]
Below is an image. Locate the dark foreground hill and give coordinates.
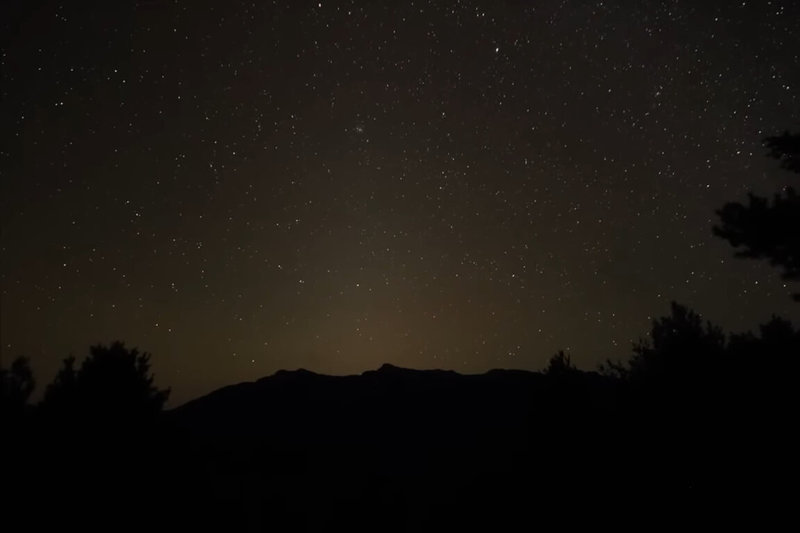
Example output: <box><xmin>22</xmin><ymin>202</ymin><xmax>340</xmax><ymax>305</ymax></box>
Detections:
<box><xmin>6</xmin><ymin>361</ymin><xmax>794</xmax><ymax>532</ymax></box>
<box><xmin>173</xmin><ymin>365</ymin><xmax>554</xmax><ymax>450</ymax></box>
<box><xmin>158</xmin><ymin>363</ymin><xmax>786</xmax><ymax>531</ymax></box>
<box><xmin>165</xmin><ymin>364</ymin><xmax>620</xmax><ymax>531</ymax></box>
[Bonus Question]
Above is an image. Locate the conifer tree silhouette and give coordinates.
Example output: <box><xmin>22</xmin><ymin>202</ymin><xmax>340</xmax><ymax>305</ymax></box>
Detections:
<box><xmin>714</xmin><ymin>130</ymin><xmax>800</xmax><ymax>299</ymax></box>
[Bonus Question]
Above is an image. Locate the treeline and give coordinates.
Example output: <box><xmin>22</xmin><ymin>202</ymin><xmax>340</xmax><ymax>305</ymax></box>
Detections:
<box><xmin>2</xmin><ymin>302</ymin><xmax>797</xmax><ymax>531</ymax></box>
<box><xmin>3</xmin><ymin>301</ymin><xmax>797</xmax><ymax>422</ymax></box>
<box><xmin>1</xmin><ymin>341</ymin><xmax>169</xmax><ymax>423</ymax></box>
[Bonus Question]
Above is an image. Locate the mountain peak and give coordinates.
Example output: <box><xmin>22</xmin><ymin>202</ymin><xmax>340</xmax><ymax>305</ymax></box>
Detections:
<box><xmin>376</xmin><ymin>363</ymin><xmax>405</xmax><ymax>373</ymax></box>
<box><xmin>271</xmin><ymin>368</ymin><xmax>317</xmax><ymax>379</ymax></box>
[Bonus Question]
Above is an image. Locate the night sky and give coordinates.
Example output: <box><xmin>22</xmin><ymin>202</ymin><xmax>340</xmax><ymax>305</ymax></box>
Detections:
<box><xmin>2</xmin><ymin>0</ymin><xmax>799</xmax><ymax>405</ymax></box>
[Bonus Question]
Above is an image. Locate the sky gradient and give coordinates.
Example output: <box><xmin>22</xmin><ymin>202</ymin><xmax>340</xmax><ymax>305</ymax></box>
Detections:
<box><xmin>2</xmin><ymin>0</ymin><xmax>799</xmax><ymax>405</ymax></box>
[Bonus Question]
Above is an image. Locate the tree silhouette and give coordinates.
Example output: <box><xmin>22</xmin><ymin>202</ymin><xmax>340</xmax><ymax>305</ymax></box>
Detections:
<box><xmin>765</xmin><ymin>130</ymin><xmax>800</xmax><ymax>173</ymax></box>
<box><xmin>726</xmin><ymin>315</ymin><xmax>800</xmax><ymax>389</ymax></box>
<box><xmin>714</xmin><ymin>130</ymin><xmax>800</xmax><ymax>299</ymax></box>
<box><xmin>42</xmin><ymin>341</ymin><xmax>169</xmax><ymax>424</ymax></box>
<box><xmin>602</xmin><ymin>302</ymin><xmax>725</xmax><ymax>389</ymax></box>
<box><xmin>22</xmin><ymin>344</ymin><xmax>173</xmax><ymax>532</ymax></box>
<box><xmin>0</xmin><ymin>356</ymin><xmax>35</xmax><ymax>416</ymax></box>
<box><xmin>544</xmin><ymin>350</ymin><xmax>576</xmax><ymax>377</ymax></box>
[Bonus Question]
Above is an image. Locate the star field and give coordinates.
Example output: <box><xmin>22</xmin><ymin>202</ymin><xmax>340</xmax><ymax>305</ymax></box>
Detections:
<box><xmin>2</xmin><ymin>0</ymin><xmax>799</xmax><ymax>404</ymax></box>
